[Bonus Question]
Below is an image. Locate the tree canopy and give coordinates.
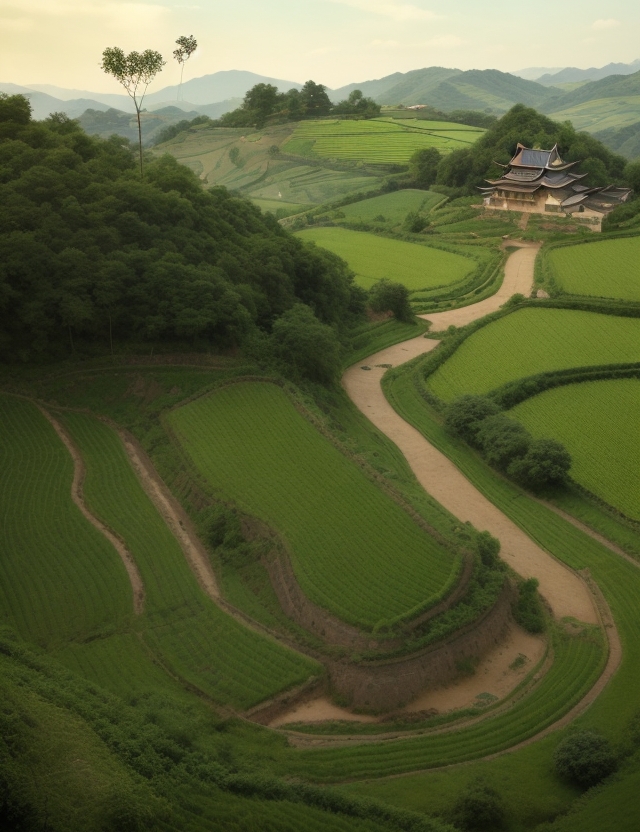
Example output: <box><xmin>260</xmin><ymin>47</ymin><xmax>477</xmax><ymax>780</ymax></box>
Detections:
<box><xmin>0</xmin><ymin>94</ymin><xmax>362</xmax><ymax>364</ymax></box>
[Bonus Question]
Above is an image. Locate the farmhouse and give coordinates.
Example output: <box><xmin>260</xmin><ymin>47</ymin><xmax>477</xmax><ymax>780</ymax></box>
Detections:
<box><xmin>479</xmin><ymin>143</ymin><xmax>630</xmax><ymax>223</ymax></box>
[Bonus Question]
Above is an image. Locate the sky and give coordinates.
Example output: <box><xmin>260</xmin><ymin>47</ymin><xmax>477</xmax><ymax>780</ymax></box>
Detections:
<box><xmin>1</xmin><ymin>0</ymin><xmax>640</xmax><ymax>93</ymax></box>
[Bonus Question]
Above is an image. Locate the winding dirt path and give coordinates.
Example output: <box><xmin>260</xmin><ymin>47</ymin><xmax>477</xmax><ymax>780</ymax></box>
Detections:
<box><xmin>345</xmin><ymin>241</ymin><xmax>595</xmax><ymax>623</ymax></box>
<box><xmin>418</xmin><ymin>241</ymin><xmax>540</xmax><ymax>330</ymax></box>
<box><xmin>38</xmin><ymin>407</ymin><xmax>145</xmax><ymax>616</ymax></box>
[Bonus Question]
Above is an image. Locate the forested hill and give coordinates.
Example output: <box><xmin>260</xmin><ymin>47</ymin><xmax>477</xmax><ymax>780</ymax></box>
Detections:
<box><xmin>0</xmin><ymin>94</ymin><xmax>361</xmax><ymax>363</ymax></box>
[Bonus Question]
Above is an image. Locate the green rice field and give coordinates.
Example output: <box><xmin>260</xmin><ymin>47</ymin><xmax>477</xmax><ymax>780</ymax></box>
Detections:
<box><xmin>427</xmin><ymin>309</ymin><xmax>640</xmax><ymax>401</ymax></box>
<box><xmin>511</xmin><ymin>379</ymin><xmax>640</xmax><ymax>520</ymax></box>
<box><xmin>546</xmin><ymin>96</ymin><xmax>640</xmax><ymax>132</ymax></box>
<box><xmin>547</xmin><ymin>237</ymin><xmax>640</xmax><ymax>301</ymax></box>
<box><xmin>251</xmin><ymin>197</ymin><xmax>312</xmax><ymax>216</ymax></box>
<box><xmin>337</xmin><ymin>189</ymin><xmax>444</xmax><ymax>226</ymax></box>
<box><xmin>295</xmin><ymin>227</ymin><xmax>474</xmax><ymax>291</ymax></box>
<box><xmin>283</xmin><ymin>118</ymin><xmax>484</xmax><ymax>165</ymax></box>
<box><xmin>0</xmin><ymin>395</ymin><xmax>131</xmax><ymax>647</ymax></box>
<box><xmin>57</xmin><ymin>411</ymin><xmax>319</xmax><ymax>709</ymax></box>
<box><xmin>167</xmin><ymin>382</ymin><xmax>457</xmax><ymax>630</ymax></box>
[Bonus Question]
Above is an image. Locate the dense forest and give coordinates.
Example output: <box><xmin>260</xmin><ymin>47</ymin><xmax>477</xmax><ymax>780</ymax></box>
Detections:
<box><xmin>0</xmin><ymin>94</ymin><xmax>363</xmax><ymax>366</ymax></box>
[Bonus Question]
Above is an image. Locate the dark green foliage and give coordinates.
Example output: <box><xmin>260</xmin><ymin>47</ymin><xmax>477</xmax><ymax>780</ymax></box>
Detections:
<box><xmin>300</xmin><ymin>80</ymin><xmax>333</xmax><ymax>117</ymax></box>
<box><xmin>436</xmin><ymin>104</ymin><xmax>626</xmax><ymax>194</ymax></box>
<box><xmin>450</xmin><ymin>780</ymin><xmax>505</xmax><ymax>831</ymax></box>
<box><xmin>475</xmin><ymin>530</ymin><xmax>500</xmax><ymax>568</ymax></box>
<box><xmin>409</xmin><ymin>147</ymin><xmax>442</xmax><ymax>189</ymax></box>
<box><xmin>403</xmin><ymin>211</ymin><xmax>429</xmax><ymax>233</ymax></box>
<box><xmin>513</xmin><ymin>577</ymin><xmax>545</xmax><ymax>633</ymax></box>
<box><xmin>475</xmin><ymin>414</ymin><xmax>531</xmax><ymax>470</ymax></box>
<box><xmin>443</xmin><ymin>395</ymin><xmax>501</xmax><ymax>443</ymax></box>
<box><xmin>0</xmin><ymin>97</ymin><xmax>362</xmax><ymax>362</ymax></box>
<box><xmin>369</xmin><ymin>280</ymin><xmax>414</xmax><ymax>323</ymax></box>
<box><xmin>554</xmin><ymin>731</ymin><xmax>618</xmax><ymax>788</ymax></box>
<box><xmin>333</xmin><ymin>90</ymin><xmax>381</xmax><ymax>119</ymax></box>
<box><xmin>271</xmin><ymin>304</ymin><xmax>342</xmax><ymax>384</ymax></box>
<box><xmin>508</xmin><ymin>438</ymin><xmax>572</xmax><ymax>488</ymax></box>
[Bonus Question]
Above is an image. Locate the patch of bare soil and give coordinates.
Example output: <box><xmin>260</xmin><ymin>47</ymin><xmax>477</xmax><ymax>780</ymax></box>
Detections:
<box><xmin>39</xmin><ymin>407</ymin><xmax>145</xmax><ymax>615</ymax></box>
<box><xmin>118</xmin><ymin>432</ymin><xmax>220</xmax><ymax>600</ymax></box>
<box><xmin>405</xmin><ymin>624</ymin><xmax>546</xmax><ymax>714</ymax></box>
<box><xmin>270</xmin><ymin>698</ymin><xmax>379</xmax><ymax>728</ymax></box>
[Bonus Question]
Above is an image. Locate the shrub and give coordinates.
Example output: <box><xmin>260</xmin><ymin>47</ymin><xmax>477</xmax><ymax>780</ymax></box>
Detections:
<box><xmin>508</xmin><ymin>438</ymin><xmax>572</xmax><ymax>488</ymax></box>
<box><xmin>554</xmin><ymin>731</ymin><xmax>618</xmax><ymax>788</ymax></box>
<box><xmin>443</xmin><ymin>395</ymin><xmax>501</xmax><ymax>443</ymax></box>
<box><xmin>475</xmin><ymin>414</ymin><xmax>531</xmax><ymax>469</ymax></box>
<box><xmin>369</xmin><ymin>280</ymin><xmax>414</xmax><ymax>323</ymax></box>
<box><xmin>271</xmin><ymin>304</ymin><xmax>342</xmax><ymax>384</ymax></box>
<box><xmin>475</xmin><ymin>531</ymin><xmax>500</xmax><ymax>568</ymax></box>
<box><xmin>450</xmin><ymin>780</ymin><xmax>505</xmax><ymax>830</ymax></box>
<box><xmin>513</xmin><ymin>578</ymin><xmax>545</xmax><ymax>633</ymax></box>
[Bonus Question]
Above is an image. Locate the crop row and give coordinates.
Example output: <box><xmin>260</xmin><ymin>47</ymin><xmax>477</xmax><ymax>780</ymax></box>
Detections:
<box><xmin>511</xmin><ymin>378</ymin><xmax>640</xmax><ymax>520</ymax></box>
<box><xmin>167</xmin><ymin>382</ymin><xmax>457</xmax><ymax>630</ymax></box>
<box><xmin>0</xmin><ymin>395</ymin><xmax>131</xmax><ymax>648</ymax></box>
<box><xmin>426</xmin><ymin>308</ymin><xmax>640</xmax><ymax>401</ymax></box>
<box><xmin>58</xmin><ymin>411</ymin><xmax>319</xmax><ymax>710</ymax></box>
<box><xmin>295</xmin><ymin>227</ymin><xmax>474</xmax><ymax>291</ymax></box>
<box><xmin>547</xmin><ymin>236</ymin><xmax>640</xmax><ymax>302</ymax></box>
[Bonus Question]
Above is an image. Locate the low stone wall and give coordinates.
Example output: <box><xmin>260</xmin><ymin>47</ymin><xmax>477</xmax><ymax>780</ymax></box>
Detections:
<box><xmin>327</xmin><ymin>579</ymin><xmax>515</xmax><ymax>711</ymax></box>
<box><xmin>265</xmin><ymin>550</ymin><xmax>475</xmax><ymax>653</ymax></box>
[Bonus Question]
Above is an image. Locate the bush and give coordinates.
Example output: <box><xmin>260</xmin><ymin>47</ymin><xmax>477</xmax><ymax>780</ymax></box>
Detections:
<box><xmin>369</xmin><ymin>280</ymin><xmax>414</xmax><ymax>323</ymax></box>
<box><xmin>513</xmin><ymin>578</ymin><xmax>545</xmax><ymax>633</ymax></box>
<box><xmin>475</xmin><ymin>414</ymin><xmax>531</xmax><ymax>469</ymax></box>
<box><xmin>450</xmin><ymin>780</ymin><xmax>505</xmax><ymax>830</ymax></box>
<box><xmin>475</xmin><ymin>531</ymin><xmax>500</xmax><ymax>568</ymax></box>
<box><xmin>508</xmin><ymin>438</ymin><xmax>572</xmax><ymax>488</ymax></box>
<box><xmin>443</xmin><ymin>395</ymin><xmax>501</xmax><ymax>443</ymax></box>
<box><xmin>554</xmin><ymin>731</ymin><xmax>618</xmax><ymax>788</ymax></box>
<box><xmin>271</xmin><ymin>304</ymin><xmax>342</xmax><ymax>384</ymax></box>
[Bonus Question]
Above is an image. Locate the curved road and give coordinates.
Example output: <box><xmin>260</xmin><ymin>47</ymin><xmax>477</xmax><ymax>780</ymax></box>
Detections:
<box><xmin>343</xmin><ymin>242</ymin><xmax>597</xmax><ymax>624</ymax></box>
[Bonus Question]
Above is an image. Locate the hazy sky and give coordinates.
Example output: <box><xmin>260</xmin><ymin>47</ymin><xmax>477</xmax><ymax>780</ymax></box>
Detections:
<box><xmin>1</xmin><ymin>0</ymin><xmax>639</xmax><ymax>92</ymax></box>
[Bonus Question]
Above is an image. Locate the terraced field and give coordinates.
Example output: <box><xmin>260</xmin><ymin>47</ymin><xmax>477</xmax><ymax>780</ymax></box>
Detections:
<box><xmin>511</xmin><ymin>379</ymin><xmax>640</xmax><ymax>520</ymax></box>
<box><xmin>547</xmin><ymin>237</ymin><xmax>640</xmax><ymax>301</ymax></box>
<box><xmin>167</xmin><ymin>382</ymin><xmax>458</xmax><ymax>630</ymax></box>
<box><xmin>427</xmin><ymin>308</ymin><xmax>640</xmax><ymax>401</ymax></box>
<box><xmin>546</xmin><ymin>96</ymin><xmax>640</xmax><ymax>132</ymax></box>
<box><xmin>295</xmin><ymin>227</ymin><xmax>474</xmax><ymax>291</ymax></box>
<box><xmin>337</xmin><ymin>189</ymin><xmax>444</xmax><ymax>227</ymax></box>
<box><xmin>283</xmin><ymin>118</ymin><xmax>484</xmax><ymax>165</ymax></box>
<box><xmin>57</xmin><ymin>411</ymin><xmax>319</xmax><ymax>709</ymax></box>
<box><xmin>0</xmin><ymin>395</ymin><xmax>131</xmax><ymax>647</ymax></box>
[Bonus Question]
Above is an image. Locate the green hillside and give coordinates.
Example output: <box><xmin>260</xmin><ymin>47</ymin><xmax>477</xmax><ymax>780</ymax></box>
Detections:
<box><xmin>594</xmin><ymin>120</ymin><xmax>640</xmax><ymax>159</ymax></box>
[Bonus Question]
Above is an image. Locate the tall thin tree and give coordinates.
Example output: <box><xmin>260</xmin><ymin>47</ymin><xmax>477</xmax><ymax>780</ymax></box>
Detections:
<box><xmin>101</xmin><ymin>47</ymin><xmax>165</xmax><ymax>177</ymax></box>
<box><xmin>173</xmin><ymin>35</ymin><xmax>197</xmax><ymax>102</ymax></box>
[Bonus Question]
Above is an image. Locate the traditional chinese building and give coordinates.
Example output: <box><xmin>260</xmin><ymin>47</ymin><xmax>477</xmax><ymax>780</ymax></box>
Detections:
<box><xmin>479</xmin><ymin>143</ymin><xmax>630</xmax><ymax>224</ymax></box>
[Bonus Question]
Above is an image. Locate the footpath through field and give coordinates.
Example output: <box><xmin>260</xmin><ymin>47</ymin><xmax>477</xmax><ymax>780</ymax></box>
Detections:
<box><xmin>343</xmin><ymin>242</ymin><xmax>597</xmax><ymax>625</ymax></box>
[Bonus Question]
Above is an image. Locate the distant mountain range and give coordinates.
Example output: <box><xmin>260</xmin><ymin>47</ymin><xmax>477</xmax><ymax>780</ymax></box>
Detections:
<box><xmin>4</xmin><ymin>62</ymin><xmax>640</xmax><ymax>157</ymax></box>
<box><xmin>514</xmin><ymin>60</ymin><xmax>640</xmax><ymax>85</ymax></box>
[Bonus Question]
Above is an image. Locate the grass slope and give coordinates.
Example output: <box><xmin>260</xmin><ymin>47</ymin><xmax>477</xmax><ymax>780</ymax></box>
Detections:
<box><xmin>0</xmin><ymin>395</ymin><xmax>131</xmax><ymax>648</ymax></box>
<box><xmin>167</xmin><ymin>382</ymin><xmax>457</xmax><ymax>630</ymax></box>
<box><xmin>548</xmin><ymin>237</ymin><xmax>640</xmax><ymax>301</ymax></box>
<box><xmin>295</xmin><ymin>227</ymin><xmax>474</xmax><ymax>291</ymax></box>
<box><xmin>427</xmin><ymin>308</ymin><xmax>640</xmax><ymax>401</ymax></box>
<box><xmin>57</xmin><ymin>411</ymin><xmax>319</xmax><ymax>709</ymax></box>
<box><xmin>337</xmin><ymin>189</ymin><xmax>444</xmax><ymax>227</ymax></box>
<box><xmin>511</xmin><ymin>379</ymin><xmax>640</xmax><ymax>520</ymax></box>
<box><xmin>544</xmin><ymin>96</ymin><xmax>640</xmax><ymax>131</ymax></box>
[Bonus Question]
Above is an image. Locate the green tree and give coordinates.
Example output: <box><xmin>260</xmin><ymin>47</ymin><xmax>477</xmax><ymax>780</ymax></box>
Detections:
<box><xmin>554</xmin><ymin>731</ymin><xmax>618</xmax><ymax>788</ymax></box>
<box><xmin>508</xmin><ymin>438</ymin><xmax>572</xmax><ymax>488</ymax></box>
<box><xmin>300</xmin><ymin>80</ymin><xmax>332</xmax><ymax>117</ymax></box>
<box><xmin>409</xmin><ymin>147</ymin><xmax>442</xmax><ymax>188</ymax></box>
<box><xmin>101</xmin><ymin>46</ymin><xmax>165</xmax><ymax>176</ymax></box>
<box><xmin>624</xmin><ymin>159</ymin><xmax>640</xmax><ymax>196</ymax></box>
<box><xmin>333</xmin><ymin>89</ymin><xmax>381</xmax><ymax>118</ymax></box>
<box><xmin>369</xmin><ymin>280</ymin><xmax>413</xmax><ymax>322</ymax></box>
<box><xmin>173</xmin><ymin>35</ymin><xmax>197</xmax><ymax>101</ymax></box>
<box><xmin>444</xmin><ymin>395</ymin><xmax>501</xmax><ymax>443</ymax></box>
<box><xmin>476</xmin><ymin>413</ymin><xmax>531</xmax><ymax>470</ymax></box>
<box><xmin>271</xmin><ymin>304</ymin><xmax>341</xmax><ymax>384</ymax></box>
<box><xmin>451</xmin><ymin>780</ymin><xmax>505</xmax><ymax>830</ymax></box>
<box><xmin>243</xmin><ymin>83</ymin><xmax>280</xmax><ymax>126</ymax></box>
